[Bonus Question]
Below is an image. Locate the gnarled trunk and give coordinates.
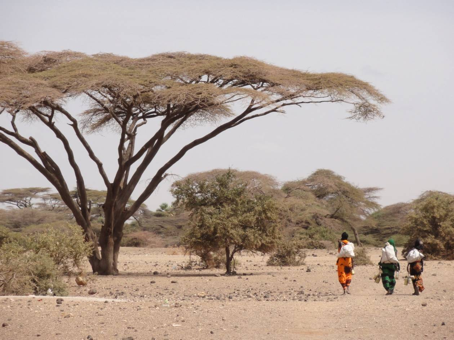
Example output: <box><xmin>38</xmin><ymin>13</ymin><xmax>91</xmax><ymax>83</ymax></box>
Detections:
<box><xmin>85</xmin><ymin>202</ymin><xmax>126</xmax><ymax>275</ymax></box>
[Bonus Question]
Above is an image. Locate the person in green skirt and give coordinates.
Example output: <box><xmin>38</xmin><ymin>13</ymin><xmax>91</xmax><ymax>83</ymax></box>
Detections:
<box><xmin>379</xmin><ymin>239</ymin><xmax>400</xmax><ymax>295</ymax></box>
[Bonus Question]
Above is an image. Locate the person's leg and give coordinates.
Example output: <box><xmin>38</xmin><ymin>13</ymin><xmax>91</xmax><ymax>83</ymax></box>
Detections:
<box><xmin>412</xmin><ymin>278</ymin><xmax>419</xmax><ymax>295</ymax></box>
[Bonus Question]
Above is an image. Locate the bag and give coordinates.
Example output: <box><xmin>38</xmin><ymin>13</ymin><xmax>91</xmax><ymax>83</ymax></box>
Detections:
<box><xmin>407</xmin><ymin>249</ymin><xmax>424</xmax><ymax>263</ymax></box>
<box><xmin>381</xmin><ymin>244</ymin><xmax>398</xmax><ymax>263</ymax></box>
<box><xmin>337</xmin><ymin>242</ymin><xmax>355</xmax><ymax>258</ymax></box>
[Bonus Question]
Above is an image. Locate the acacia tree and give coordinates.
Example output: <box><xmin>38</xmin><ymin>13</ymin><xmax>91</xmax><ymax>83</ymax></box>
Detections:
<box><xmin>402</xmin><ymin>191</ymin><xmax>454</xmax><ymax>259</ymax></box>
<box><xmin>0</xmin><ymin>41</ymin><xmax>388</xmax><ymax>274</ymax></box>
<box><xmin>283</xmin><ymin>169</ymin><xmax>382</xmax><ymax>246</ymax></box>
<box><xmin>172</xmin><ymin>170</ymin><xmax>280</xmax><ymax>274</ymax></box>
<box><xmin>0</xmin><ymin>187</ymin><xmax>51</xmax><ymax>209</ymax></box>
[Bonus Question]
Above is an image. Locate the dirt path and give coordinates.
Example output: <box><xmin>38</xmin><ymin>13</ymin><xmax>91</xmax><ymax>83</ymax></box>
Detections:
<box><xmin>1</xmin><ymin>247</ymin><xmax>453</xmax><ymax>339</ymax></box>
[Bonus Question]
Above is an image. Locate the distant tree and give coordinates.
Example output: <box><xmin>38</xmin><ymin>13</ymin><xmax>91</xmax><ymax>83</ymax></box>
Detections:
<box><xmin>402</xmin><ymin>191</ymin><xmax>454</xmax><ymax>259</ymax></box>
<box><xmin>283</xmin><ymin>169</ymin><xmax>381</xmax><ymax>246</ymax></box>
<box><xmin>0</xmin><ymin>187</ymin><xmax>50</xmax><ymax>209</ymax></box>
<box><xmin>172</xmin><ymin>170</ymin><xmax>280</xmax><ymax>274</ymax></box>
<box><xmin>0</xmin><ymin>42</ymin><xmax>388</xmax><ymax>274</ymax></box>
<box><xmin>361</xmin><ymin>202</ymin><xmax>412</xmax><ymax>245</ymax></box>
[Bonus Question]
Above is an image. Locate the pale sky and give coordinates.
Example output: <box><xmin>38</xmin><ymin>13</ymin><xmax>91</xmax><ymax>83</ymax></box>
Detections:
<box><xmin>1</xmin><ymin>0</ymin><xmax>453</xmax><ymax>209</ymax></box>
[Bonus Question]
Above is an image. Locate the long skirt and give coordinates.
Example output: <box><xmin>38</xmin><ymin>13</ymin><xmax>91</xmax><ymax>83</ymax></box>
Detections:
<box><xmin>380</xmin><ymin>263</ymin><xmax>396</xmax><ymax>291</ymax></box>
<box><xmin>410</xmin><ymin>261</ymin><xmax>425</xmax><ymax>292</ymax></box>
<box><xmin>337</xmin><ymin>257</ymin><xmax>353</xmax><ymax>288</ymax></box>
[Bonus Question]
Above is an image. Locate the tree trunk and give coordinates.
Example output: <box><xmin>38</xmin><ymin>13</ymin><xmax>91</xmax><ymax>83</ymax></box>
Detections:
<box><xmin>351</xmin><ymin>225</ymin><xmax>362</xmax><ymax>247</ymax></box>
<box><xmin>225</xmin><ymin>246</ymin><xmax>232</xmax><ymax>275</ymax></box>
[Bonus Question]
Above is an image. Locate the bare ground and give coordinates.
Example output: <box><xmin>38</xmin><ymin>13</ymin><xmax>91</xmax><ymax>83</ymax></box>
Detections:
<box><xmin>1</xmin><ymin>247</ymin><xmax>453</xmax><ymax>340</ymax></box>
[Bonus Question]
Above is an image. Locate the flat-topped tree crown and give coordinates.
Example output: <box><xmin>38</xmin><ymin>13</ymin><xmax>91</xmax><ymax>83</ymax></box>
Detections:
<box><xmin>0</xmin><ymin>42</ymin><xmax>389</xmax><ymax>274</ymax></box>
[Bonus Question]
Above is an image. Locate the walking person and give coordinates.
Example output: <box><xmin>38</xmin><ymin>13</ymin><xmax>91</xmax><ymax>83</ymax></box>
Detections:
<box><xmin>379</xmin><ymin>239</ymin><xmax>400</xmax><ymax>295</ymax></box>
<box><xmin>406</xmin><ymin>239</ymin><xmax>425</xmax><ymax>295</ymax></box>
<box><xmin>337</xmin><ymin>232</ymin><xmax>355</xmax><ymax>295</ymax></box>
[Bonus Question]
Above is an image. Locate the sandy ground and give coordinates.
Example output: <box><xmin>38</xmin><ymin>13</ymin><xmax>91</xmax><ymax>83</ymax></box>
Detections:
<box><xmin>1</xmin><ymin>247</ymin><xmax>453</xmax><ymax>340</ymax></box>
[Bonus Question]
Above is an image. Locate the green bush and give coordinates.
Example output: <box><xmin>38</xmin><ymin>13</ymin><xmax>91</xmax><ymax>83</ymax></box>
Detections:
<box><xmin>354</xmin><ymin>247</ymin><xmax>373</xmax><ymax>266</ymax></box>
<box><xmin>267</xmin><ymin>241</ymin><xmax>307</xmax><ymax>266</ymax></box>
<box><xmin>0</xmin><ymin>242</ymin><xmax>67</xmax><ymax>296</ymax></box>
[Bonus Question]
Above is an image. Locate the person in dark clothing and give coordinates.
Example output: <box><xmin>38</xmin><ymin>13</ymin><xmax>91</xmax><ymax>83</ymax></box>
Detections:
<box><xmin>406</xmin><ymin>239</ymin><xmax>425</xmax><ymax>296</ymax></box>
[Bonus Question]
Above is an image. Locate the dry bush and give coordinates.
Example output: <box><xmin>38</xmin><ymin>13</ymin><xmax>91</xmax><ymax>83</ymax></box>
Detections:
<box><xmin>121</xmin><ymin>231</ymin><xmax>156</xmax><ymax>247</ymax></box>
<box><xmin>0</xmin><ymin>242</ymin><xmax>67</xmax><ymax>296</ymax></box>
<box><xmin>354</xmin><ymin>247</ymin><xmax>373</xmax><ymax>266</ymax></box>
<box><xmin>22</xmin><ymin>223</ymin><xmax>92</xmax><ymax>273</ymax></box>
<box><xmin>267</xmin><ymin>241</ymin><xmax>307</xmax><ymax>266</ymax></box>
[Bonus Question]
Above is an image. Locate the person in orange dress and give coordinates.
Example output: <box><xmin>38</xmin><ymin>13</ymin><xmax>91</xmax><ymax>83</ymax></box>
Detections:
<box><xmin>337</xmin><ymin>232</ymin><xmax>354</xmax><ymax>294</ymax></box>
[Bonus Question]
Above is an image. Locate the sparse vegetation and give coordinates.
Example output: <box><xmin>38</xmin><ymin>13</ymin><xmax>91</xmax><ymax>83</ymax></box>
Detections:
<box><xmin>267</xmin><ymin>241</ymin><xmax>307</xmax><ymax>266</ymax></box>
<box><xmin>0</xmin><ymin>223</ymin><xmax>91</xmax><ymax>295</ymax></box>
<box><xmin>354</xmin><ymin>247</ymin><xmax>373</xmax><ymax>266</ymax></box>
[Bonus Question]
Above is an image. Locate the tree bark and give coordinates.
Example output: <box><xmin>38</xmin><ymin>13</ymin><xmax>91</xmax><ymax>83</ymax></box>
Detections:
<box><xmin>225</xmin><ymin>246</ymin><xmax>232</xmax><ymax>275</ymax></box>
<box><xmin>351</xmin><ymin>225</ymin><xmax>362</xmax><ymax>247</ymax></box>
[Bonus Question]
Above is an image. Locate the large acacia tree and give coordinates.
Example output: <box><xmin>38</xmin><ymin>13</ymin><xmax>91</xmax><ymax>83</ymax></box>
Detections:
<box><xmin>0</xmin><ymin>41</ymin><xmax>389</xmax><ymax>274</ymax></box>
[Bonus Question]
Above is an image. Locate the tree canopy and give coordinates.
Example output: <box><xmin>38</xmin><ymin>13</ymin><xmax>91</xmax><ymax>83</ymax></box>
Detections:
<box><xmin>0</xmin><ymin>41</ymin><xmax>389</xmax><ymax>274</ymax></box>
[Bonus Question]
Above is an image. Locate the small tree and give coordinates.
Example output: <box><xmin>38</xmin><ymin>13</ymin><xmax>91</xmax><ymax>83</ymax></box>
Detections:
<box><xmin>172</xmin><ymin>170</ymin><xmax>280</xmax><ymax>274</ymax></box>
<box><xmin>402</xmin><ymin>191</ymin><xmax>454</xmax><ymax>259</ymax></box>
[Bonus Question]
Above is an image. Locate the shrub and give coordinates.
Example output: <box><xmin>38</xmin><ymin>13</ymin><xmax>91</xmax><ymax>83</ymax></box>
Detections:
<box><xmin>121</xmin><ymin>231</ymin><xmax>155</xmax><ymax>247</ymax></box>
<box><xmin>23</xmin><ymin>223</ymin><xmax>92</xmax><ymax>273</ymax></box>
<box><xmin>267</xmin><ymin>241</ymin><xmax>307</xmax><ymax>266</ymax></box>
<box><xmin>0</xmin><ymin>242</ymin><xmax>67</xmax><ymax>296</ymax></box>
<box><xmin>354</xmin><ymin>247</ymin><xmax>373</xmax><ymax>266</ymax></box>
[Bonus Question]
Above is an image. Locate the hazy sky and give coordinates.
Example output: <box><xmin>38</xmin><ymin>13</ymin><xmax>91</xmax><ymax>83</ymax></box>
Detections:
<box><xmin>1</xmin><ymin>0</ymin><xmax>453</xmax><ymax>209</ymax></box>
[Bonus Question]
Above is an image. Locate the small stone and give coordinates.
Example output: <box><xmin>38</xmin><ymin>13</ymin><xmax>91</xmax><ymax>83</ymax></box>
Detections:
<box><xmin>87</xmin><ymin>336</ymin><xmax>94</xmax><ymax>340</ymax></box>
<box><xmin>171</xmin><ymin>280</ymin><xmax>177</xmax><ymax>284</ymax></box>
<box><xmin>56</xmin><ymin>298</ymin><xmax>64</xmax><ymax>305</ymax></box>
<box><xmin>2</xmin><ymin>323</ymin><xmax>8</xmax><ymax>327</ymax></box>
<box><xmin>306</xmin><ymin>268</ymin><xmax>311</xmax><ymax>273</ymax></box>
<box><xmin>153</xmin><ymin>271</ymin><xmax>159</xmax><ymax>275</ymax></box>
<box><xmin>88</xmin><ymin>289</ymin><xmax>97</xmax><ymax>295</ymax></box>
<box><xmin>215</xmin><ymin>274</ymin><xmax>221</xmax><ymax>277</ymax></box>
<box><xmin>422</xmin><ymin>302</ymin><xmax>427</xmax><ymax>307</ymax></box>
<box><xmin>210</xmin><ymin>331</ymin><xmax>214</xmax><ymax>334</ymax></box>
<box><xmin>150</xmin><ymin>281</ymin><xmax>156</xmax><ymax>284</ymax></box>
<box><xmin>442</xmin><ymin>322</ymin><xmax>446</xmax><ymax>326</ymax></box>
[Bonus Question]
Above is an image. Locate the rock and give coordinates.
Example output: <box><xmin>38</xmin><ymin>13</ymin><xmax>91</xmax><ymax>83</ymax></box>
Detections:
<box><xmin>56</xmin><ymin>298</ymin><xmax>64</xmax><ymax>305</ymax></box>
<box><xmin>153</xmin><ymin>271</ymin><xmax>159</xmax><ymax>275</ymax></box>
<box><xmin>210</xmin><ymin>331</ymin><xmax>214</xmax><ymax>334</ymax></box>
<box><xmin>150</xmin><ymin>281</ymin><xmax>156</xmax><ymax>284</ymax></box>
<box><xmin>75</xmin><ymin>276</ymin><xmax>88</xmax><ymax>286</ymax></box>
<box><xmin>122</xmin><ymin>337</ymin><xmax>134</xmax><ymax>340</ymax></box>
<box><xmin>422</xmin><ymin>302</ymin><xmax>427</xmax><ymax>307</ymax></box>
<box><xmin>87</xmin><ymin>336</ymin><xmax>94</xmax><ymax>340</ymax></box>
<box><xmin>2</xmin><ymin>323</ymin><xmax>8</xmax><ymax>327</ymax></box>
<box><xmin>306</xmin><ymin>268</ymin><xmax>311</xmax><ymax>273</ymax></box>
<box><xmin>88</xmin><ymin>289</ymin><xmax>98</xmax><ymax>295</ymax></box>
<box><xmin>215</xmin><ymin>274</ymin><xmax>221</xmax><ymax>277</ymax></box>
<box><xmin>171</xmin><ymin>280</ymin><xmax>177</xmax><ymax>284</ymax></box>
<box><xmin>442</xmin><ymin>322</ymin><xmax>446</xmax><ymax>326</ymax></box>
